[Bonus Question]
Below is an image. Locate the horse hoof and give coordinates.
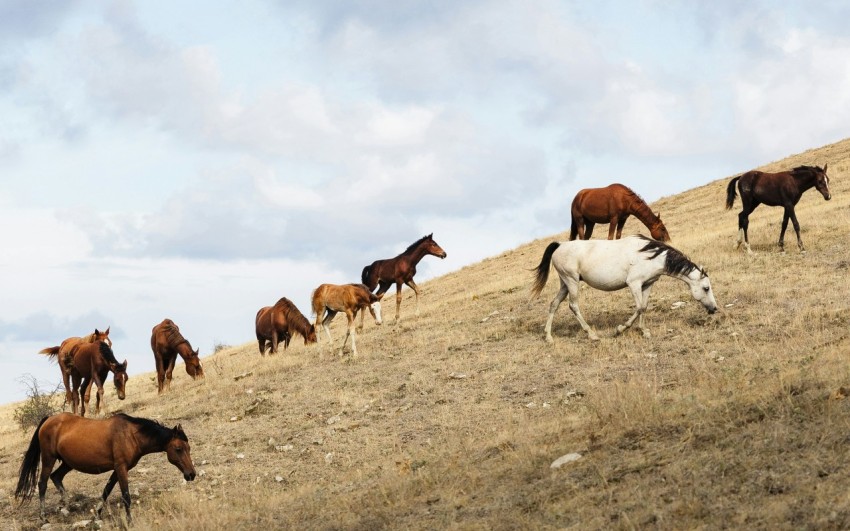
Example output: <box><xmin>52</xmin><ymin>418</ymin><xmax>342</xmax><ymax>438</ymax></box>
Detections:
<box><xmin>544</xmin><ymin>336</ymin><xmax>554</xmax><ymax>344</ymax></box>
<box><xmin>615</xmin><ymin>325</ymin><xmax>626</xmax><ymax>336</ymax></box>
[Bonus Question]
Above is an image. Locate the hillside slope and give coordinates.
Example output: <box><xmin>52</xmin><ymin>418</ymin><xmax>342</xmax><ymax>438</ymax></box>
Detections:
<box><xmin>1</xmin><ymin>139</ymin><xmax>849</xmax><ymax>529</ymax></box>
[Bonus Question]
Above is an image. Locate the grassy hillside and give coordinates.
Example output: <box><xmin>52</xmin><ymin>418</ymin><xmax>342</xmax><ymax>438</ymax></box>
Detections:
<box><xmin>1</xmin><ymin>139</ymin><xmax>849</xmax><ymax>530</ymax></box>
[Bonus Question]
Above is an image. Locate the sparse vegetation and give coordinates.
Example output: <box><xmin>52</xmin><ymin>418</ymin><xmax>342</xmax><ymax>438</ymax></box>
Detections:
<box><xmin>12</xmin><ymin>375</ymin><xmax>63</xmax><ymax>431</ymax></box>
<box><xmin>0</xmin><ymin>138</ymin><xmax>848</xmax><ymax>529</ymax></box>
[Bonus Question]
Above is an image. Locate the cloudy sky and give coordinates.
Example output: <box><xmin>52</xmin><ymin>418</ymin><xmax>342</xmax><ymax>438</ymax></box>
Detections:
<box><xmin>1</xmin><ymin>0</ymin><xmax>848</xmax><ymax>404</ymax></box>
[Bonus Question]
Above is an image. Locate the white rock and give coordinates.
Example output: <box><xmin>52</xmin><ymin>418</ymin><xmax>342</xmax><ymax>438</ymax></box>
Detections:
<box><xmin>550</xmin><ymin>453</ymin><xmax>582</xmax><ymax>469</ymax></box>
<box><xmin>326</xmin><ymin>415</ymin><xmax>341</xmax><ymax>425</ymax></box>
<box><xmin>671</xmin><ymin>301</ymin><xmax>687</xmax><ymax>309</ymax></box>
<box><xmin>448</xmin><ymin>372</ymin><xmax>469</xmax><ymax>379</ymax></box>
<box><xmin>60</xmin><ymin>508</ymin><xmax>70</xmax><ymax>516</ymax></box>
<box><xmin>275</xmin><ymin>475</ymin><xmax>284</xmax><ymax>482</ymax></box>
<box><xmin>324</xmin><ymin>452</ymin><xmax>334</xmax><ymax>464</ymax></box>
<box><xmin>236</xmin><ymin>453</ymin><xmax>245</xmax><ymax>459</ymax></box>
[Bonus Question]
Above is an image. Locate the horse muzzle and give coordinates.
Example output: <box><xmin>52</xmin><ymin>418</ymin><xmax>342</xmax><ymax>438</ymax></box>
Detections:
<box><xmin>707</xmin><ymin>307</ymin><xmax>717</xmax><ymax>315</ymax></box>
<box><xmin>185</xmin><ymin>471</ymin><xmax>196</xmax><ymax>481</ymax></box>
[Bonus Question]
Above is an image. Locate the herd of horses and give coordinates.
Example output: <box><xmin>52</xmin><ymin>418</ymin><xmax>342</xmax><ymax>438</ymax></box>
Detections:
<box><xmin>15</xmin><ymin>165</ymin><xmax>832</xmax><ymax>522</ymax></box>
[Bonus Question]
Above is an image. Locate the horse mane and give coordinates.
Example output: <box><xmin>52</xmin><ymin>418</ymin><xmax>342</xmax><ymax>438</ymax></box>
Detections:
<box><xmin>637</xmin><ymin>236</ymin><xmax>704</xmax><ymax>278</ymax></box>
<box><xmin>160</xmin><ymin>319</ymin><xmax>190</xmax><ymax>350</ymax></box>
<box><xmin>791</xmin><ymin>165</ymin><xmax>823</xmax><ymax>178</ymax></box>
<box><xmin>114</xmin><ymin>413</ymin><xmax>188</xmax><ymax>443</ymax></box>
<box><xmin>403</xmin><ymin>234</ymin><xmax>432</xmax><ymax>255</ymax></box>
<box><xmin>347</xmin><ymin>283</ymin><xmax>380</xmax><ymax>303</ymax></box>
<box><xmin>273</xmin><ymin>297</ymin><xmax>312</xmax><ymax>331</ymax></box>
<box><xmin>98</xmin><ymin>341</ymin><xmax>123</xmax><ymax>368</ymax></box>
<box><xmin>622</xmin><ymin>186</ymin><xmax>660</xmax><ymax>224</ymax></box>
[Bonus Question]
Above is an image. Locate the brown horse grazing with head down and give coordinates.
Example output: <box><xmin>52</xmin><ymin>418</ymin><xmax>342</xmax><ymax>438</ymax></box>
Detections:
<box><xmin>361</xmin><ymin>233</ymin><xmax>447</xmax><ymax>324</ymax></box>
<box><xmin>38</xmin><ymin>328</ymin><xmax>112</xmax><ymax>412</ymax></box>
<box><xmin>68</xmin><ymin>341</ymin><xmax>128</xmax><ymax>417</ymax></box>
<box><xmin>726</xmin><ymin>164</ymin><xmax>832</xmax><ymax>253</ymax></box>
<box><xmin>255</xmin><ymin>297</ymin><xmax>317</xmax><ymax>355</ymax></box>
<box><xmin>312</xmin><ymin>283</ymin><xmax>382</xmax><ymax>357</ymax></box>
<box><xmin>150</xmin><ymin>319</ymin><xmax>204</xmax><ymax>394</ymax></box>
<box><xmin>15</xmin><ymin>412</ymin><xmax>195</xmax><ymax>522</ymax></box>
<box><xmin>570</xmin><ymin>184</ymin><xmax>671</xmax><ymax>242</ymax></box>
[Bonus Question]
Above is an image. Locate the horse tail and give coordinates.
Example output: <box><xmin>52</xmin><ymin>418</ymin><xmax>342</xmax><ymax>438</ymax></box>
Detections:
<box><xmin>361</xmin><ymin>264</ymin><xmax>373</xmax><ymax>289</ymax></box>
<box><xmin>15</xmin><ymin>416</ymin><xmax>49</xmax><ymax>502</ymax></box>
<box><xmin>531</xmin><ymin>242</ymin><xmax>561</xmax><ymax>298</ymax></box>
<box><xmin>38</xmin><ymin>346</ymin><xmax>60</xmax><ymax>361</ymax></box>
<box><xmin>569</xmin><ymin>218</ymin><xmax>578</xmax><ymax>241</ymax></box>
<box><xmin>725</xmin><ymin>177</ymin><xmax>740</xmax><ymax>210</ymax></box>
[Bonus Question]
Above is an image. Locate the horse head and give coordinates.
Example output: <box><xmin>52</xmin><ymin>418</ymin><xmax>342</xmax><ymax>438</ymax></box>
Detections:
<box><xmin>369</xmin><ymin>296</ymin><xmax>383</xmax><ymax>325</ymax></box>
<box><xmin>166</xmin><ymin>425</ymin><xmax>196</xmax><ymax>482</ymax></box>
<box><xmin>92</xmin><ymin>327</ymin><xmax>113</xmax><ymax>347</ymax></box>
<box><xmin>650</xmin><ymin>214</ymin><xmax>671</xmax><ymax>242</ymax></box>
<box><xmin>816</xmin><ymin>163</ymin><xmax>832</xmax><ymax>200</ymax></box>
<box><xmin>425</xmin><ymin>233</ymin><xmax>448</xmax><ymax>259</ymax></box>
<box><xmin>687</xmin><ymin>268</ymin><xmax>718</xmax><ymax>315</ymax></box>
<box><xmin>186</xmin><ymin>348</ymin><xmax>204</xmax><ymax>379</ymax></box>
<box><xmin>112</xmin><ymin>359</ymin><xmax>129</xmax><ymax>400</ymax></box>
<box><xmin>305</xmin><ymin>324</ymin><xmax>318</xmax><ymax>345</ymax></box>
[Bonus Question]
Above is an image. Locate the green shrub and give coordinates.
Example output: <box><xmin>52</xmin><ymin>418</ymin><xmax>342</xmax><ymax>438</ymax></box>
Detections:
<box><xmin>13</xmin><ymin>374</ymin><xmax>63</xmax><ymax>431</ymax></box>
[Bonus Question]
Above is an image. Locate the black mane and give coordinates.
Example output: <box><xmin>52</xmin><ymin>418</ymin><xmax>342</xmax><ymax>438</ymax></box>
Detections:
<box><xmin>791</xmin><ymin>165</ymin><xmax>823</xmax><ymax>178</ymax></box>
<box><xmin>637</xmin><ymin>235</ymin><xmax>704</xmax><ymax>278</ymax></box>
<box><xmin>99</xmin><ymin>342</ymin><xmax>122</xmax><ymax>367</ymax></box>
<box><xmin>403</xmin><ymin>234</ymin><xmax>432</xmax><ymax>254</ymax></box>
<box><xmin>114</xmin><ymin>413</ymin><xmax>187</xmax><ymax>444</ymax></box>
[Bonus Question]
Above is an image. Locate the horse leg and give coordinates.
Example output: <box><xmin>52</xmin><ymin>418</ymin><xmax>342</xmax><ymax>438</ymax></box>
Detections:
<box><xmin>607</xmin><ymin>218</ymin><xmax>618</xmax><ymax>240</ymax></box>
<box><xmin>566</xmin><ymin>278</ymin><xmax>599</xmax><ymax>341</ymax></box>
<box><xmin>394</xmin><ymin>283</ymin><xmax>403</xmax><ymax>323</ymax></box>
<box><xmin>321</xmin><ymin>311</ymin><xmax>336</xmax><ymax>350</ymax></box>
<box><xmin>779</xmin><ymin>208</ymin><xmax>791</xmax><ymax>253</ymax></box>
<box><xmin>38</xmin><ymin>453</ymin><xmax>57</xmax><ymax>520</ymax></box>
<box><xmin>49</xmin><ymin>462</ymin><xmax>72</xmax><ymax>507</ymax></box>
<box><xmin>156</xmin><ymin>356</ymin><xmax>166</xmax><ymax>394</ymax></box>
<box><xmin>574</xmin><ymin>217</ymin><xmax>586</xmax><ymax>240</ymax></box>
<box><xmin>117</xmin><ymin>467</ymin><xmax>132</xmax><ymax>521</ymax></box>
<box><xmin>93</xmin><ymin>374</ymin><xmax>105</xmax><ymax>416</ymax></box>
<box><xmin>617</xmin><ymin>281</ymin><xmax>651</xmax><ymax>338</ymax></box>
<box><xmin>96</xmin><ymin>471</ymin><xmax>119</xmax><ymax>519</ymax></box>
<box><xmin>405</xmin><ymin>279</ymin><xmax>421</xmax><ymax>316</ymax></box>
<box><xmin>165</xmin><ymin>355</ymin><xmax>176</xmax><ymax>392</ymax></box>
<box><xmin>357</xmin><ymin>306</ymin><xmax>365</xmax><ymax>332</ymax></box>
<box><xmin>270</xmin><ymin>328</ymin><xmax>278</xmax><ymax>355</ymax></box>
<box><xmin>583</xmin><ymin>223</ymin><xmax>596</xmax><ymax>239</ymax></box>
<box><xmin>62</xmin><ymin>368</ymin><xmax>73</xmax><ymax>410</ymax></box>
<box><xmin>544</xmin><ymin>281</ymin><xmax>569</xmax><ymax>343</ymax></box>
<box><xmin>616</xmin><ymin>217</ymin><xmax>627</xmax><ymax>239</ymax></box>
<box><xmin>788</xmin><ymin>207</ymin><xmax>805</xmax><ymax>253</ymax></box>
<box><xmin>347</xmin><ymin>311</ymin><xmax>358</xmax><ymax>356</ymax></box>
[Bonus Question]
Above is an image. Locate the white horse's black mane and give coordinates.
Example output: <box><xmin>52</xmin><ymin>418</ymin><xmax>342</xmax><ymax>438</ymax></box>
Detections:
<box><xmin>637</xmin><ymin>235</ymin><xmax>705</xmax><ymax>277</ymax></box>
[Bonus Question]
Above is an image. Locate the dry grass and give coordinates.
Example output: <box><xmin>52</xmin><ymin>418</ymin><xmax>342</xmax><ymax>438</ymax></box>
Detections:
<box><xmin>1</xmin><ymin>139</ymin><xmax>850</xmax><ymax>529</ymax></box>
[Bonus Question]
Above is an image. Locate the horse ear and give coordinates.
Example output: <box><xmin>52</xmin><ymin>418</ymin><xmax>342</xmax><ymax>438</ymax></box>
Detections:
<box><xmin>823</xmin><ymin>163</ymin><xmax>828</xmax><ymax>172</ymax></box>
<box><xmin>656</xmin><ymin>212</ymin><xmax>661</xmax><ymax>219</ymax></box>
<box><xmin>94</xmin><ymin>328</ymin><xmax>101</xmax><ymax>335</ymax></box>
<box><xmin>122</xmin><ymin>359</ymin><xmax>128</xmax><ymax>369</ymax></box>
<box><xmin>173</xmin><ymin>424</ymin><xmax>182</xmax><ymax>433</ymax></box>
<box><xmin>194</xmin><ymin>347</ymin><xmax>200</xmax><ymax>356</ymax></box>
<box><xmin>105</xmin><ymin>326</ymin><xmax>110</xmax><ymax>335</ymax></box>
<box><xmin>428</xmin><ymin>233</ymin><xmax>433</xmax><ymax>239</ymax></box>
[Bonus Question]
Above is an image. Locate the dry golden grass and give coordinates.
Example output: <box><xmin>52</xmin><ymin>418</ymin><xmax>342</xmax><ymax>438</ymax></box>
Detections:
<box><xmin>1</xmin><ymin>139</ymin><xmax>849</xmax><ymax>529</ymax></box>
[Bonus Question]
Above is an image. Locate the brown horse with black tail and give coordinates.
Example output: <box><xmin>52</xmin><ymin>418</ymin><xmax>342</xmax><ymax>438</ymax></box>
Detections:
<box><xmin>15</xmin><ymin>412</ymin><xmax>195</xmax><ymax>522</ymax></box>
<box><xmin>68</xmin><ymin>341</ymin><xmax>128</xmax><ymax>417</ymax></box>
<box><xmin>255</xmin><ymin>297</ymin><xmax>317</xmax><ymax>355</ymax></box>
<box><xmin>570</xmin><ymin>183</ymin><xmax>671</xmax><ymax>242</ymax></box>
<box><xmin>726</xmin><ymin>164</ymin><xmax>832</xmax><ymax>253</ymax></box>
<box><xmin>361</xmin><ymin>233</ymin><xmax>447</xmax><ymax>324</ymax></box>
<box><xmin>312</xmin><ymin>283</ymin><xmax>382</xmax><ymax>357</ymax></box>
<box><xmin>38</xmin><ymin>328</ymin><xmax>112</xmax><ymax>411</ymax></box>
<box><xmin>151</xmin><ymin>319</ymin><xmax>204</xmax><ymax>394</ymax></box>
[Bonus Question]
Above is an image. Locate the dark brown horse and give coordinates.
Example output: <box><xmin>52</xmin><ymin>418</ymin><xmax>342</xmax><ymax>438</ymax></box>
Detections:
<box><xmin>150</xmin><ymin>318</ymin><xmax>204</xmax><ymax>394</ymax></box>
<box><xmin>570</xmin><ymin>183</ymin><xmax>671</xmax><ymax>242</ymax></box>
<box><xmin>68</xmin><ymin>341</ymin><xmax>128</xmax><ymax>417</ymax></box>
<box><xmin>15</xmin><ymin>412</ymin><xmax>195</xmax><ymax>522</ymax></box>
<box><xmin>726</xmin><ymin>164</ymin><xmax>831</xmax><ymax>253</ymax></box>
<box><xmin>38</xmin><ymin>328</ymin><xmax>112</xmax><ymax>411</ymax></box>
<box><xmin>312</xmin><ymin>283</ymin><xmax>382</xmax><ymax>357</ymax></box>
<box><xmin>361</xmin><ymin>233</ymin><xmax>447</xmax><ymax>324</ymax></box>
<box><xmin>255</xmin><ymin>297</ymin><xmax>317</xmax><ymax>355</ymax></box>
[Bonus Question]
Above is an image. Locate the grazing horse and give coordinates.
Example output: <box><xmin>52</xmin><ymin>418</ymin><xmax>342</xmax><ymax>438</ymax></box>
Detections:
<box><xmin>38</xmin><ymin>328</ymin><xmax>112</xmax><ymax>411</ymax></box>
<box><xmin>531</xmin><ymin>235</ymin><xmax>717</xmax><ymax>341</ymax></box>
<box><xmin>312</xmin><ymin>283</ymin><xmax>382</xmax><ymax>357</ymax></box>
<box><xmin>361</xmin><ymin>233</ymin><xmax>447</xmax><ymax>324</ymax></box>
<box><xmin>150</xmin><ymin>319</ymin><xmax>204</xmax><ymax>394</ymax></box>
<box><xmin>15</xmin><ymin>412</ymin><xmax>195</xmax><ymax>522</ymax></box>
<box><xmin>570</xmin><ymin>184</ymin><xmax>671</xmax><ymax>242</ymax></box>
<box><xmin>726</xmin><ymin>164</ymin><xmax>832</xmax><ymax>253</ymax></box>
<box><xmin>255</xmin><ymin>297</ymin><xmax>317</xmax><ymax>355</ymax></box>
<box><xmin>68</xmin><ymin>341</ymin><xmax>128</xmax><ymax>417</ymax></box>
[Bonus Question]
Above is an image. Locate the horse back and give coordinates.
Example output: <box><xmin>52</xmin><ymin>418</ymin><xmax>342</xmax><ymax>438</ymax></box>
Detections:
<box><xmin>42</xmin><ymin>413</ymin><xmax>128</xmax><ymax>473</ymax></box>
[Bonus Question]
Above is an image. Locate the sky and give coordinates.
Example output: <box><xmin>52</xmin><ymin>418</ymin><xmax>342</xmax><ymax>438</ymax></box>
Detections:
<box><xmin>1</xmin><ymin>0</ymin><xmax>849</xmax><ymax>405</ymax></box>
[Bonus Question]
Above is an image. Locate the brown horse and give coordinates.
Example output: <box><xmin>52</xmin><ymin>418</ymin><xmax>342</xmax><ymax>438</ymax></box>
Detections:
<box><xmin>569</xmin><ymin>183</ymin><xmax>671</xmax><ymax>242</ymax></box>
<box><xmin>150</xmin><ymin>318</ymin><xmax>204</xmax><ymax>394</ymax></box>
<box><xmin>726</xmin><ymin>164</ymin><xmax>832</xmax><ymax>253</ymax></box>
<box><xmin>38</xmin><ymin>328</ymin><xmax>112</xmax><ymax>411</ymax></box>
<box><xmin>312</xmin><ymin>283</ymin><xmax>382</xmax><ymax>356</ymax></box>
<box><xmin>361</xmin><ymin>233</ymin><xmax>447</xmax><ymax>324</ymax></box>
<box><xmin>15</xmin><ymin>412</ymin><xmax>195</xmax><ymax>522</ymax></box>
<box><xmin>255</xmin><ymin>297</ymin><xmax>317</xmax><ymax>355</ymax></box>
<box><xmin>68</xmin><ymin>341</ymin><xmax>128</xmax><ymax>417</ymax></box>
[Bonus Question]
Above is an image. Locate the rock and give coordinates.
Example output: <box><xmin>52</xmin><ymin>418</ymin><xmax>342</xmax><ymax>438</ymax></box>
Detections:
<box><xmin>60</xmin><ymin>508</ymin><xmax>70</xmax><ymax>516</ymax></box>
<box><xmin>326</xmin><ymin>415</ymin><xmax>341</xmax><ymax>425</ymax></box>
<box><xmin>448</xmin><ymin>372</ymin><xmax>469</xmax><ymax>379</ymax></box>
<box><xmin>550</xmin><ymin>452</ymin><xmax>582</xmax><ymax>469</ymax></box>
<box><xmin>236</xmin><ymin>453</ymin><xmax>245</xmax><ymax>459</ymax></box>
<box><xmin>275</xmin><ymin>444</ymin><xmax>294</xmax><ymax>452</ymax></box>
<box><xmin>275</xmin><ymin>475</ymin><xmax>284</xmax><ymax>482</ymax></box>
<box><xmin>268</xmin><ymin>437</ymin><xmax>277</xmax><ymax>447</ymax></box>
<box><xmin>324</xmin><ymin>452</ymin><xmax>334</xmax><ymax>464</ymax></box>
<box><xmin>671</xmin><ymin>301</ymin><xmax>686</xmax><ymax>309</ymax></box>
<box><xmin>230</xmin><ymin>416</ymin><xmax>240</xmax><ymax>422</ymax></box>
<box><xmin>233</xmin><ymin>371</ymin><xmax>254</xmax><ymax>381</ymax></box>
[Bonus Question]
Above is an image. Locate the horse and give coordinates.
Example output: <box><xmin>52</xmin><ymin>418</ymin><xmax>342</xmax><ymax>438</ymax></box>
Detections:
<box><xmin>150</xmin><ymin>318</ymin><xmax>204</xmax><ymax>394</ymax></box>
<box><xmin>255</xmin><ymin>297</ymin><xmax>317</xmax><ymax>355</ymax></box>
<box><xmin>38</xmin><ymin>328</ymin><xmax>112</xmax><ymax>411</ymax></box>
<box><xmin>15</xmin><ymin>412</ymin><xmax>195</xmax><ymax>522</ymax></box>
<box><xmin>531</xmin><ymin>235</ymin><xmax>717</xmax><ymax>342</ymax></box>
<box><xmin>361</xmin><ymin>233</ymin><xmax>447</xmax><ymax>324</ymax></box>
<box><xmin>67</xmin><ymin>341</ymin><xmax>128</xmax><ymax>417</ymax></box>
<box><xmin>569</xmin><ymin>183</ymin><xmax>671</xmax><ymax>242</ymax></box>
<box><xmin>312</xmin><ymin>283</ymin><xmax>382</xmax><ymax>357</ymax></box>
<box><xmin>726</xmin><ymin>164</ymin><xmax>832</xmax><ymax>253</ymax></box>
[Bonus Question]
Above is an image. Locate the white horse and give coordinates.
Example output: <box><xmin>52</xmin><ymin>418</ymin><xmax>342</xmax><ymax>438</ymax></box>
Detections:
<box><xmin>531</xmin><ymin>235</ymin><xmax>718</xmax><ymax>341</ymax></box>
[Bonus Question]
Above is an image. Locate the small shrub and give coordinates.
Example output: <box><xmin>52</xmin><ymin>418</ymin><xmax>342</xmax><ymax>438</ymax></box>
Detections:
<box><xmin>213</xmin><ymin>341</ymin><xmax>231</xmax><ymax>354</ymax></box>
<box><xmin>13</xmin><ymin>374</ymin><xmax>63</xmax><ymax>431</ymax></box>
